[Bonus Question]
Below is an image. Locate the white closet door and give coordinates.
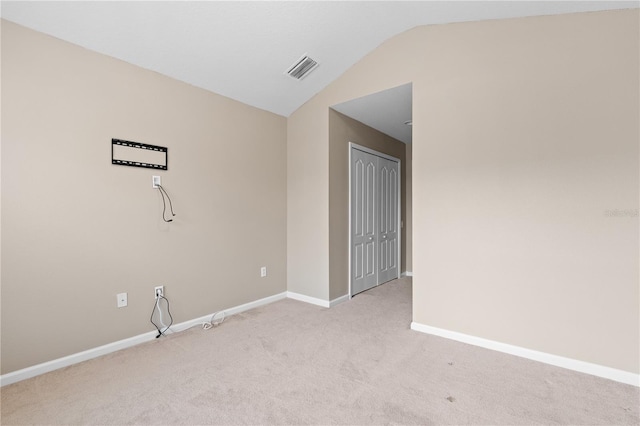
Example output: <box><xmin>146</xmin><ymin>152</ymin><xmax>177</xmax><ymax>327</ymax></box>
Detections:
<box><xmin>351</xmin><ymin>146</ymin><xmax>400</xmax><ymax>296</ymax></box>
<box><xmin>351</xmin><ymin>148</ymin><xmax>378</xmax><ymax>295</ymax></box>
<box><xmin>377</xmin><ymin>157</ymin><xmax>399</xmax><ymax>285</ymax></box>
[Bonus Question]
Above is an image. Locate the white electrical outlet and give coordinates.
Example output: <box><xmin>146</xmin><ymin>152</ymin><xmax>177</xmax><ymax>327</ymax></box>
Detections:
<box><xmin>152</xmin><ymin>176</ymin><xmax>161</xmax><ymax>188</ymax></box>
<box><xmin>117</xmin><ymin>292</ymin><xmax>128</xmax><ymax>308</ymax></box>
<box><xmin>155</xmin><ymin>286</ymin><xmax>164</xmax><ymax>298</ymax></box>
<box><xmin>260</xmin><ymin>267</ymin><xmax>267</xmax><ymax>278</ymax></box>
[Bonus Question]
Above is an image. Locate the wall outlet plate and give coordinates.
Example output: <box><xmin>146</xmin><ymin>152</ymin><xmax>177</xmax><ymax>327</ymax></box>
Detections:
<box><xmin>117</xmin><ymin>292</ymin><xmax>128</xmax><ymax>308</ymax></box>
<box><xmin>155</xmin><ymin>286</ymin><xmax>164</xmax><ymax>298</ymax></box>
<box><xmin>152</xmin><ymin>176</ymin><xmax>161</xmax><ymax>188</ymax></box>
<box><xmin>260</xmin><ymin>266</ymin><xmax>267</xmax><ymax>278</ymax></box>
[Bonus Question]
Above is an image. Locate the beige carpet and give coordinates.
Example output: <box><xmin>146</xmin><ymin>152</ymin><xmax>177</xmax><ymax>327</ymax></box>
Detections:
<box><xmin>1</xmin><ymin>277</ymin><xmax>638</xmax><ymax>425</ymax></box>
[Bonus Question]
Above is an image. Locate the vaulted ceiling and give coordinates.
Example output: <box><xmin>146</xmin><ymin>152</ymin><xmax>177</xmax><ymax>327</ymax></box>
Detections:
<box><xmin>2</xmin><ymin>1</ymin><xmax>636</xmax><ymax>142</ymax></box>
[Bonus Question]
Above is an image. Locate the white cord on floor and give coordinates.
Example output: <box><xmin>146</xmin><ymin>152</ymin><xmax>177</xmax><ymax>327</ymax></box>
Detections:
<box><xmin>202</xmin><ymin>311</ymin><xmax>225</xmax><ymax>330</ymax></box>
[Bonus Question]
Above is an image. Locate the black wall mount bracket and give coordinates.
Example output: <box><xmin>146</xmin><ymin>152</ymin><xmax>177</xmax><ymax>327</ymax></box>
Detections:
<box><xmin>112</xmin><ymin>138</ymin><xmax>168</xmax><ymax>170</ymax></box>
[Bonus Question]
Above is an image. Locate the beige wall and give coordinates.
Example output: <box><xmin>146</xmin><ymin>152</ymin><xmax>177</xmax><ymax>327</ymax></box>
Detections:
<box><xmin>2</xmin><ymin>9</ymin><xmax>638</xmax><ymax>378</ymax></box>
<box><xmin>405</xmin><ymin>143</ymin><xmax>412</xmax><ymax>274</ymax></box>
<box><xmin>287</xmin><ymin>10</ymin><xmax>639</xmax><ymax>374</ymax></box>
<box><xmin>328</xmin><ymin>109</ymin><xmax>408</xmax><ymax>300</ymax></box>
<box><xmin>286</xmin><ymin>101</ymin><xmax>330</xmax><ymax>300</ymax></box>
<box><xmin>1</xmin><ymin>21</ymin><xmax>287</xmax><ymax>374</ymax></box>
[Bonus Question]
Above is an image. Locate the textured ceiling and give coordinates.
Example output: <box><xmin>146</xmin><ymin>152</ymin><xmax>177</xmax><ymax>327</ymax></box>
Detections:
<box><xmin>2</xmin><ymin>1</ymin><xmax>637</xmax><ymax>139</ymax></box>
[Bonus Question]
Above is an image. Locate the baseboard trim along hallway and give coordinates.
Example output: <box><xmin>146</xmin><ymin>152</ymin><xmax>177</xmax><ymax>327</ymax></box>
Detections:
<box><xmin>410</xmin><ymin>322</ymin><xmax>639</xmax><ymax>387</ymax></box>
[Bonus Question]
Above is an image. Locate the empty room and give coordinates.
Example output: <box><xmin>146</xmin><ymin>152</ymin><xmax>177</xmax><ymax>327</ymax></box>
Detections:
<box><xmin>1</xmin><ymin>1</ymin><xmax>639</xmax><ymax>424</ymax></box>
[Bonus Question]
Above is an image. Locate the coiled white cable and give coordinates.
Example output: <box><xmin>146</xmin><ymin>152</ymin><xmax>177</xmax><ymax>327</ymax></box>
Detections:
<box><xmin>203</xmin><ymin>311</ymin><xmax>225</xmax><ymax>330</ymax></box>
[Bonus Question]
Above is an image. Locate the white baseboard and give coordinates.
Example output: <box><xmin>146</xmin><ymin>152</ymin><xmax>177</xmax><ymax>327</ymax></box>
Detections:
<box><xmin>401</xmin><ymin>271</ymin><xmax>413</xmax><ymax>277</ymax></box>
<box><xmin>0</xmin><ymin>291</ymin><xmax>288</xmax><ymax>387</ymax></box>
<box><xmin>165</xmin><ymin>291</ymin><xmax>288</xmax><ymax>334</ymax></box>
<box><xmin>410</xmin><ymin>322</ymin><xmax>639</xmax><ymax>387</ymax></box>
<box><xmin>285</xmin><ymin>292</ymin><xmax>350</xmax><ymax>308</ymax></box>
<box><xmin>215</xmin><ymin>291</ymin><xmax>287</xmax><ymax>317</ymax></box>
<box><xmin>329</xmin><ymin>294</ymin><xmax>349</xmax><ymax>307</ymax></box>
<box><xmin>286</xmin><ymin>291</ymin><xmax>330</xmax><ymax>307</ymax></box>
<box><xmin>0</xmin><ymin>330</ymin><xmax>159</xmax><ymax>387</ymax></box>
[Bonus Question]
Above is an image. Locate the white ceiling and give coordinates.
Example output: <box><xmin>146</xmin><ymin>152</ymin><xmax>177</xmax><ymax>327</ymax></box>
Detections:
<box><xmin>2</xmin><ymin>1</ymin><xmax>637</xmax><ymax>142</ymax></box>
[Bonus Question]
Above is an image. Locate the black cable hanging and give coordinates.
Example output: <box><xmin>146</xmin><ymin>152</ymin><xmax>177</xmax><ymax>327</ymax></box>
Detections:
<box><xmin>150</xmin><ymin>294</ymin><xmax>173</xmax><ymax>338</ymax></box>
<box><xmin>157</xmin><ymin>184</ymin><xmax>176</xmax><ymax>222</ymax></box>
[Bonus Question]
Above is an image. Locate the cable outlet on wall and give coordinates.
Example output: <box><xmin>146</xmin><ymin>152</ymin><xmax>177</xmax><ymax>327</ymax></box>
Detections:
<box><xmin>117</xmin><ymin>292</ymin><xmax>128</xmax><ymax>308</ymax></box>
<box><xmin>152</xmin><ymin>176</ymin><xmax>161</xmax><ymax>188</ymax></box>
<box><xmin>260</xmin><ymin>266</ymin><xmax>267</xmax><ymax>278</ymax></box>
<box><xmin>155</xmin><ymin>286</ymin><xmax>164</xmax><ymax>298</ymax></box>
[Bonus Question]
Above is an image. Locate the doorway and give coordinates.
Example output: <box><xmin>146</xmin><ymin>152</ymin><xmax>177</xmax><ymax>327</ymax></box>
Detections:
<box><xmin>350</xmin><ymin>143</ymin><xmax>401</xmax><ymax>296</ymax></box>
<box><xmin>328</xmin><ymin>83</ymin><xmax>412</xmax><ymax>302</ymax></box>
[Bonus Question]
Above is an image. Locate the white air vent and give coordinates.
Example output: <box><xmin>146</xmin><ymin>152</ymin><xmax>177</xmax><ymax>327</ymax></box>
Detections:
<box><xmin>286</xmin><ymin>55</ymin><xmax>319</xmax><ymax>80</ymax></box>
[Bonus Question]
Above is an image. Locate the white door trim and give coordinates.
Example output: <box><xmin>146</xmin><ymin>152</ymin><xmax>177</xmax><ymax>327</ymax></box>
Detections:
<box><xmin>350</xmin><ymin>142</ymin><xmax>400</xmax><ymax>163</ymax></box>
<box><xmin>349</xmin><ymin>142</ymin><xmax>401</xmax><ymax>298</ymax></box>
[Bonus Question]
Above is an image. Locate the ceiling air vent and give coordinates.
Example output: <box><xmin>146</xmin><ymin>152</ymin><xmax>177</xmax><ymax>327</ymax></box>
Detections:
<box><xmin>286</xmin><ymin>55</ymin><xmax>319</xmax><ymax>80</ymax></box>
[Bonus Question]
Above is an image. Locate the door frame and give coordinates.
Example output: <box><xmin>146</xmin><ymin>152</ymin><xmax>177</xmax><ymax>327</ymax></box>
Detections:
<box><xmin>348</xmin><ymin>142</ymin><xmax>401</xmax><ymax>298</ymax></box>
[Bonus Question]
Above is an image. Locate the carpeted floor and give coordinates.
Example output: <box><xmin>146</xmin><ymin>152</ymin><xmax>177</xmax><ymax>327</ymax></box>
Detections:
<box><xmin>1</xmin><ymin>277</ymin><xmax>638</xmax><ymax>425</ymax></box>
